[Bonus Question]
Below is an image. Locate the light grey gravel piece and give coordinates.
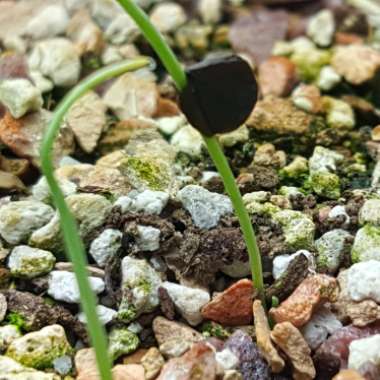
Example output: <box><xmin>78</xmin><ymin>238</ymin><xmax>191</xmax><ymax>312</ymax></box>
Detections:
<box><xmin>28</xmin><ymin>38</ymin><xmax>81</xmax><ymax>87</ymax></box>
<box><xmin>131</xmin><ymin>190</ymin><xmax>169</xmax><ymax>215</ymax></box>
<box><xmin>0</xmin><ymin>78</ymin><xmax>43</xmax><ymax>118</ymax></box>
<box><xmin>114</xmin><ymin>196</ymin><xmax>133</xmax><ymax>213</ymax></box>
<box><xmin>0</xmin><ymin>294</ymin><xmax>7</xmax><ymax>323</ymax></box>
<box><xmin>348</xmin><ymin>334</ymin><xmax>380</xmax><ymax>371</ymax></box>
<box><xmin>53</xmin><ymin>355</ymin><xmax>72</xmax><ymax>376</ymax></box>
<box><xmin>136</xmin><ymin>225</ymin><xmax>161</xmax><ymax>252</ymax></box>
<box><xmin>307</xmin><ymin>9</ymin><xmax>335</xmax><ymax>47</ymax></box>
<box><xmin>177</xmin><ymin>185</ymin><xmax>233</xmax><ymax>229</ymax></box>
<box><xmin>48</xmin><ymin>270</ymin><xmax>105</xmax><ymax>303</ymax></box>
<box><xmin>78</xmin><ymin>305</ymin><xmax>117</xmax><ymax>325</ymax></box>
<box><xmin>346</xmin><ymin>260</ymin><xmax>380</xmax><ymax>304</ymax></box>
<box><xmin>89</xmin><ymin>228</ymin><xmax>122</xmax><ymax>267</ymax></box>
<box><xmin>32</xmin><ymin>176</ymin><xmax>77</xmax><ymax>204</ymax></box>
<box><xmin>301</xmin><ymin>305</ymin><xmax>342</xmax><ymax>350</ymax></box>
<box><xmin>161</xmin><ymin>281</ymin><xmax>210</xmax><ymax>326</ymax></box>
<box><xmin>0</xmin><ymin>201</ymin><xmax>54</xmax><ymax>245</ymax></box>
<box><xmin>23</xmin><ymin>5</ymin><xmax>69</xmax><ymax>40</ymax></box>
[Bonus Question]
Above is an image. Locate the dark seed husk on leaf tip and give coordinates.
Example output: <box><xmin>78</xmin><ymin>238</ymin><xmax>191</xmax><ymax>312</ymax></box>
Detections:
<box><xmin>179</xmin><ymin>55</ymin><xmax>258</xmax><ymax>136</ymax></box>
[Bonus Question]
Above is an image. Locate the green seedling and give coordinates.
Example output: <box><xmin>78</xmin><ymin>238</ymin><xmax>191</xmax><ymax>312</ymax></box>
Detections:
<box><xmin>40</xmin><ymin>2</ymin><xmax>266</xmax><ymax>379</ymax></box>
<box><xmin>40</xmin><ymin>58</ymin><xmax>152</xmax><ymax>380</ymax></box>
<box><xmin>115</xmin><ymin>0</ymin><xmax>265</xmax><ymax>304</ymax></box>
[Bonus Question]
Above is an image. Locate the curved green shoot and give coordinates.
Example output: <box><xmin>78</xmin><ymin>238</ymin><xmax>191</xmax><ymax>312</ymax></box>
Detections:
<box><xmin>116</xmin><ymin>0</ymin><xmax>265</xmax><ymax>305</ymax></box>
<box><xmin>40</xmin><ymin>57</ymin><xmax>152</xmax><ymax>380</ymax></box>
<box><xmin>203</xmin><ymin>136</ymin><xmax>265</xmax><ymax>303</ymax></box>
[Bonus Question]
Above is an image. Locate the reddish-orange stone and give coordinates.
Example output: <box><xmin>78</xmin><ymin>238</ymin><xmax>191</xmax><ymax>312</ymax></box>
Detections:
<box><xmin>201</xmin><ymin>279</ymin><xmax>255</xmax><ymax>326</ymax></box>
<box><xmin>258</xmin><ymin>56</ymin><xmax>298</xmax><ymax>97</ymax></box>
<box><xmin>269</xmin><ymin>274</ymin><xmax>338</xmax><ymax>327</ymax></box>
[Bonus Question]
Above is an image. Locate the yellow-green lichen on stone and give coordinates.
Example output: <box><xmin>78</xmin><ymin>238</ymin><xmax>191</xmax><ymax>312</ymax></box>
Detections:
<box><xmin>6</xmin><ymin>324</ymin><xmax>72</xmax><ymax>370</ymax></box>
<box><xmin>108</xmin><ymin>327</ymin><xmax>139</xmax><ymax>361</ymax></box>
<box><xmin>273</xmin><ymin>209</ymin><xmax>315</xmax><ymax>250</ymax></box>
<box><xmin>310</xmin><ymin>171</ymin><xmax>341</xmax><ymax>199</ymax></box>
<box><xmin>351</xmin><ymin>224</ymin><xmax>380</xmax><ymax>263</ymax></box>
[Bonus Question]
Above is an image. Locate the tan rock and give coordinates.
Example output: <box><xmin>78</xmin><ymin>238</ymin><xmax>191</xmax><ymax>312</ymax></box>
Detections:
<box><xmin>258</xmin><ymin>56</ymin><xmax>297</xmax><ymax>97</ymax></box>
<box><xmin>75</xmin><ymin>348</ymin><xmax>99</xmax><ymax>380</ymax></box>
<box><xmin>157</xmin><ymin>342</ymin><xmax>217</xmax><ymax>380</ymax></box>
<box><xmin>223</xmin><ymin>370</ymin><xmax>243</xmax><ymax>380</ymax></box>
<box><xmin>253</xmin><ymin>300</ymin><xmax>285</xmax><ymax>373</ymax></box>
<box><xmin>112</xmin><ymin>364</ymin><xmax>145</xmax><ymax>380</ymax></box>
<box><xmin>332</xmin><ymin>369</ymin><xmax>365</xmax><ymax>380</ymax></box>
<box><xmin>0</xmin><ymin>110</ymin><xmax>74</xmax><ymax>167</ymax></box>
<box><xmin>0</xmin><ymin>155</ymin><xmax>29</xmax><ymax>177</ymax></box>
<box><xmin>76</xmin><ymin>350</ymin><xmax>145</xmax><ymax>380</ymax></box>
<box><xmin>253</xmin><ymin>143</ymin><xmax>286</xmax><ymax>168</ymax></box>
<box><xmin>247</xmin><ymin>97</ymin><xmax>313</xmax><ymax>135</ymax></box>
<box><xmin>55</xmin><ymin>163</ymin><xmax>94</xmax><ymax>183</ymax></box>
<box><xmin>103</xmin><ymin>72</ymin><xmax>159</xmax><ymax>120</ymax></box>
<box><xmin>153</xmin><ymin>317</ymin><xmax>203</xmax><ymax>358</ymax></box>
<box><xmin>79</xmin><ymin>166</ymin><xmax>131</xmax><ymax>197</ymax></box>
<box><xmin>141</xmin><ymin>347</ymin><xmax>165</xmax><ymax>380</ymax></box>
<box><xmin>123</xmin><ymin>349</ymin><xmax>149</xmax><ymax>365</ymax></box>
<box><xmin>65</xmin><ymin>91</ymin><xmax>107</xmax><ymax>153</ymax></box>
<box><xmin>0</xmin><ymin>170</ymin><xmax>25</xmax><ymax>195</ymax></box>
<box><xmin>332</xmin><ymin>45</ymin><xmax>380</xmax><ymax>85</ymax></box>
<box><xmin>98</xmin><ymin>117</ymin><xmax>157</xmax><ymax>156</ymax></box>
<box><xmin>271</xmin><ymin>322</ymin><xmax>316</xmax><ymax>380</ymax></box>
<box><xmin>201</xmin><ymin>279</ymin><xmax>255</xmax><ymax>326</ymax></box>
<box><xmin>372</xmin><ymin>125</ymin><xmax>380</xmax><ymax>142</ymax></box>
<box><xmin>269</xmin><ymin>274</ymin><xmax>338</xmax><ymax>327</ymax></box>
<box><xmin>66</xmin><ymin>8</ymin><xmax>105</xmax><ymax>56</ymax></box>
<box><xmin>292</xmin><ymin>84</ymin><xmax>322</xmax><ymax>114</ymax></box>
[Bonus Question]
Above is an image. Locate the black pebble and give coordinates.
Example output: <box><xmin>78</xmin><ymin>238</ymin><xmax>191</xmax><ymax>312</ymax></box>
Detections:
<box><xmin>179</xmin><ymin>55</ymin><xmax>258</xmax><ymax>136</ymax></box>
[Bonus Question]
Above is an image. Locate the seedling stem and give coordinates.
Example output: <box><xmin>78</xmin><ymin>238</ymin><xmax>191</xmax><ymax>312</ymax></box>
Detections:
<box><xmin>116</xmin><ymin>0</ymin><xmax>265</xmax><ymax>305</ymax></box>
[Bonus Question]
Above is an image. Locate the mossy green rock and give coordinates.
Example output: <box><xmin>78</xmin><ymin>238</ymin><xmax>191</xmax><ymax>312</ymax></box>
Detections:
<box><xmin>0</xmin><ymin>356</ymin><xmax>59</xmax><ymax>379</ymax></box>
<box><xmin>352</xmin><ymin>225</ymin><xmax>380</xmax><ymax>263</ymax></box>
<box><xmin>310</xmin><ymin>171</ymin><xmax>340</xmax><ymax>199</ymax></box>
<box><xmin>315</xmin><ymin>229</ymin><xmax>352</xmax><ymax>273</ymax></box>
<box><xmin>273</xmin><ymin>210</ymin><xmax>315</xmax><ymax>250</ymax></box>
<box><xmin>281</xmin><ymin>156</ymin><xmax>309</xmax><ymax>180</ymax></box>
<box><xmin>359</xmin><ymin>199</ymin><xmax>380</xmax><ymax>226</ymax></box>
<box><xmin>8</xmin><ymin>246</ymin><xmax>55</xmax><ymax>279</ymax></box>
<box><xmin>6</xmin><ymin>324</ymin><xmax>72</xmax><ymax>370</ymax></box>
<box><xmin>119</xmin><ymin>257</ymin><xmax>162</xmax><ymax>322</ymax></box>
<box><xmin>291</xmin><ymin>46</ymin><xmax>331</xmax><ymax>82</ymax></box>
<box><xmin>119</xmin><ymin>156</ymin><xmax>174</xmax><ymax>192</ymax></box>
<box><xmin>108</xmin><ymin>327</ymin><xmax>139</xmax><ymax>361</ymax></box>
<box><xmin>323</xmin><ymin>96</ymin><xmax>355</xmax><ymax>130</ymax></box>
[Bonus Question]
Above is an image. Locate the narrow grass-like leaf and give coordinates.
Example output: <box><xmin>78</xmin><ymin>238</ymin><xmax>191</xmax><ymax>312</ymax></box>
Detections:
<box><xmin>40</xmin><ymin>57</ymin><xmax>152</xmax><ymax>380</ymax></box>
